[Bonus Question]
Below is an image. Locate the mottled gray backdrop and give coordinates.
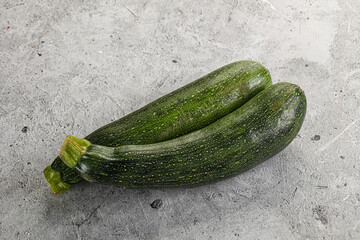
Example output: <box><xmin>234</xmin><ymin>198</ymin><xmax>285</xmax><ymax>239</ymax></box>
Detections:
<box><xmin>1</xmin><ymin>0</ymin><xmax>359</xmax><ymax>239</ymax></box>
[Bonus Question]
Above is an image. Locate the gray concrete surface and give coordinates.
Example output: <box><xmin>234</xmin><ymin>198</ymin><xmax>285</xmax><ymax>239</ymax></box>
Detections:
<box><xmin>1</xmin><ymin>0</ymin><xmax>359</xmax><ymax>239</ymax></box>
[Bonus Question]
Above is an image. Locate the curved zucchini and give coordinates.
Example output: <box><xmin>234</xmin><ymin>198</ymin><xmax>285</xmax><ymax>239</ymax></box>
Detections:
<box><xmin>59</xmin><ymin>82</ymin><xmax>306</xmax><ymax>188</ymax></box>
<box><xmin>45</xmin><ymin>61</ymin><xmax>272</xmax><ymax>194</ymax></box>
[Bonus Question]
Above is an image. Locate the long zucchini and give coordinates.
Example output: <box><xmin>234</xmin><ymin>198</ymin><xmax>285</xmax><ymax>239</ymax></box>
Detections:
<box><xmin>44</xmin><ymin>61</ymin><xmax>272</xmax><ymax>194</ymax></box>
<box><xmin>59</xmin><ymin>83</ymin><xmax>306</xmax><ymax>188</ymax></box>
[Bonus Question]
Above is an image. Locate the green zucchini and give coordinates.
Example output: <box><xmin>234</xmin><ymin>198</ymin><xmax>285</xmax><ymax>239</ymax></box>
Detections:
<box><xmin>59</xmin><ymin>82</ymin><xmax>306</xmax><ymax>188</ymax></box>
<box><xmin>44</xmin><ymin>61</ymin><xmax>272</xmax><ymax>194</ymax></box>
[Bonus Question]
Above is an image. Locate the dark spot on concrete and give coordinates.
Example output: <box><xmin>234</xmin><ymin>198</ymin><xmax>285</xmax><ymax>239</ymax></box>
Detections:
<box><xmin>150</xmin><ymin>199</ymin><xmax>163</xmax><ymax>209</ymax></box>
<box><xmin>10</xmin><ymin>144</ymin><xmax>13</xmax><ymax>147</ymax></box>
<box><xmin>22</xmin><ymin>126</ymin><xmax>29</xmax><ymax>133</ymax></box>
<box><xmin>37</xmin><ymin>53</ymin><xmax>42</xmax><ymax>56</ymax></box>
<box><xmin>41</xmin><ymin>40</ymin><xmax>45</xmax><ymax>43</ymax></box>
<box><xmin>311</xmin><ymin>135</ymin><xmax>320</xmax><ymax>141</ymax></box>
<box><xmin>305</xmin><ymin>64</ymin><xmax>308</xmax><ymax>67</ymax></box>
<box><xmin>313</xmin><ymin>205</ymin><xmax>328</xmax><ymax>224</ymax></box>
<box><xmin>27</xmin><ymin>162</ymin><xmax>31</xmax><ymax>165</ymax></box>
<box><xmin>172</xmin><ymin>59</ymin><xmax>177</xmax><ymax>63</ymax></box>
<box><xmin>344</xmin><ymin>183</ymin><xmax>347</xmax><ymax>187</ymax></box>
<box><xmin>19</xmin><ymin>181</ymin><xmax>26</xmax><ymax>188</ymax></box>
<box><xmin>340</xmin><ymin>156</ymin><xmax>345</xmax><ymax>159</ymax></box>
<box><xmin>235</xmin><ymin>233</ymin><xmax>240</xmax><ymax>237</ymax></box>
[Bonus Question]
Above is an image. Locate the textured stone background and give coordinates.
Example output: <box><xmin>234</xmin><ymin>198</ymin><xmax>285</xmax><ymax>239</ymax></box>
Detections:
<box><xmin>1</xmin><ymin>0</ymin><xmax>359</xmax><ymax>239</ymax></box>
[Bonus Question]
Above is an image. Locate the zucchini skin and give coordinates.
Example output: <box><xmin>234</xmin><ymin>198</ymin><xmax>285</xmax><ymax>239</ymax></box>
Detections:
<box><xmin>50</xmin><ymin>61</ymin><xmax>272</xmax><ymax>185</ymax></box>
<box><xmin>67</xmin><ymin>82</ymin><xmax>306</xmax><ymax>188</ymax></box>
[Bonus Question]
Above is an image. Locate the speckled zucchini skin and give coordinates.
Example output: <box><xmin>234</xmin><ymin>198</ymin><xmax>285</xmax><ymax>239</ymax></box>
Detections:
<box><xmin>50</xmin><ymin>61</ymin><xmax>272</xmax><ymax>184</ymax></box>
<box><xmin>72</xmin><ymin>82</ymin><xmax>306</xmax><ymax>188</ymax></box>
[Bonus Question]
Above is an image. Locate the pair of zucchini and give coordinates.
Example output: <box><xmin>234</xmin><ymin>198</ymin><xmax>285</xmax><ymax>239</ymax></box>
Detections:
<box><xmin>44</xmin><ymin>61</ymin><xmax>306</xmax><ymax>194</ymax></box>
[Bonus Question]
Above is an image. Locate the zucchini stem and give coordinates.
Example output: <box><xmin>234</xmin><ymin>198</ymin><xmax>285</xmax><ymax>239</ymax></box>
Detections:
<box><xmin>59</xmin><ymin>135</ymin><xmax>91</xmax><ymax>168</ymax></box>
<box><xmin>43</xmin><ymin>165</ymin><xmax>70</xmax><ymax>195</ymax></box>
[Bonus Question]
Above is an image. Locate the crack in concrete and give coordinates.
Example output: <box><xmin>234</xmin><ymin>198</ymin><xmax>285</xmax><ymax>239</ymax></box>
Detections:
<box><xmin>74</xmin><ymin>204</ymin><xmax>101</xmax><ymax>228</ymax></box>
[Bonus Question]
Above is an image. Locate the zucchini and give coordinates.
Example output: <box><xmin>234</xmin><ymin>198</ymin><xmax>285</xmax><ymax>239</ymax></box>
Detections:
<box><xmin>44</xmin><ymin>61</ymin><xmax>272</xmax><ymax>194</ymax></box>
<box><xmin>59</xmin><ymin>82</ymin><xmax>306</xmax><ymax>188</ymax></box>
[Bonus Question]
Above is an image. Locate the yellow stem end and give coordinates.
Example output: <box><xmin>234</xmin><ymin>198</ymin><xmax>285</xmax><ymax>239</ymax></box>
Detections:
<box><xmin>59</xmin><ymin>135</ymin><xmax>91</xmax><ymax>168</ymax></box>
